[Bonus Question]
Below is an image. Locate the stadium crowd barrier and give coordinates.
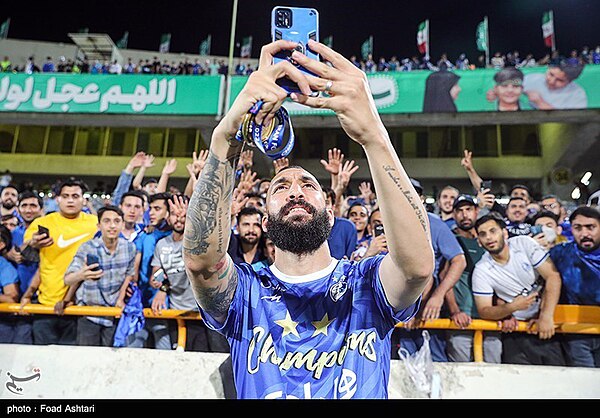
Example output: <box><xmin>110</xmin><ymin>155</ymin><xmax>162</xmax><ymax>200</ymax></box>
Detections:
<box><xmin>0</xmin><ymin>303</ymin><xmax>598</xmax><ymax>361</ymax></box>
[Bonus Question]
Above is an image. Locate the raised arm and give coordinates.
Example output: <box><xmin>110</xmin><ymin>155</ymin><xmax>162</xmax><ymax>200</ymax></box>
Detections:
<box><xmin>183</xmin><ymin>40</ymin><xmax>312</xmax><ymax>323</ymax></box>
<box><xmin>132</xmin><ymin>154</ymin><xmax>154</xmax><ymax>190</ymax></box>
<box><xmin>292</xmin><ymin>41</ymin><xmax>434</xmax><ymax>311</ymax></box>
<box><xmin>113</xmin><ymin>152</ymin><xmax>145</xmax><ymax>206</ymax></box>
<box><xmin>461</xmin><ymin>149</ymin><xmax>484</xmax><ymax>193</ymax></box>
<box><xmin>157</xmin><ymin>159</ymin><xmax>177</xmax><ymax>193</ymax></box>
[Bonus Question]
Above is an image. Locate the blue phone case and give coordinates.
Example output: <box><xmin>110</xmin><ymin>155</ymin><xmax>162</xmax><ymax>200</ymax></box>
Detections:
<box><xmin>271</xmin><ymin>6</ymin><xmax>319</xmax><ymax>94</ymax></box>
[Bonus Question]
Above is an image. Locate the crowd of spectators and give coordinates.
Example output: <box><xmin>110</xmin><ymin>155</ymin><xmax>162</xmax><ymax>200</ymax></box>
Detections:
<box><xmin>351</xmin><ymin>46</ymin><xmax>600</xmax><ymax>73</ymax></box>
<box><xmin>0</xmin><ymin>54</ymin><xmax>257</xmax><ymax>76</ymax></box>
<box><xmin>2</xmin><ymin>46</ymin><xmax>598</xmax><ymax>78</ymax></box>
<box><xmin>0</xmin><ymin>145</ymin><xmax>598</xmax><ymax>368</ymax></box>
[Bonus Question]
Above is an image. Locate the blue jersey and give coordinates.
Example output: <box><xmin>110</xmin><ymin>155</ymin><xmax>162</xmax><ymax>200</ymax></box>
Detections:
<box><xmin>550</xmin><ymin>242</ymin><xmax>600</xmax><ymax>305</ymax></box>
<box><xmin>201</xmin><ymin>255</ymin><xmax>420</xmax><ymax>399</ymax></box>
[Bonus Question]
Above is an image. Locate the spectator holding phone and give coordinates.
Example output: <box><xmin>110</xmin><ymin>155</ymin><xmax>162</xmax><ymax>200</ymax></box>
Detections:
<box><xmin>530</xmin><ymin>211</ymin><xmax>569</xmax><ymax>251</ymax></box>
<box><xmin>6</xmin><ymin>191</ymin><xmax>44</xmax><ymax>344</ymax></box>
<box><xmin>473</xmin><ymin>213</ymin><xmax>565</xmax><ymax>366</ymax></box>
<box><xmin>23</xmin><ymin>179</ymin><xmax>98</xmax><ymax>346</ymax></box>
<box><xmin>64</xmin><ymin>206</ymin><xmax>135</xmax><ymax>346</ymax></box>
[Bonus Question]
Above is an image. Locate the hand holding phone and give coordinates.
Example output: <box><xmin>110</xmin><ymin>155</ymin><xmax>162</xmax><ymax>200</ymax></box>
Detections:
<box><xmin>480</xmin><ymin>180</ymin><xmax>492</xmax><ymax>192</ymax></box>
<box><xmin>271</xmin><ymin>6</ymin><xmax>319</xmax><ymax>95</ymax></box>
<box><xmin>37</xmin><ymin>225</ymin><xmax>50</xmax><ymax>237</ymax></box>
<box><xmin>86</xmin><ymin>254</ymin><xmax>102</xmax><ymax>272</ymax></box>
<box><xmin>374</xmin><ymin>224</ymin><xmax>385</xmax><ymax>237</ymax></box>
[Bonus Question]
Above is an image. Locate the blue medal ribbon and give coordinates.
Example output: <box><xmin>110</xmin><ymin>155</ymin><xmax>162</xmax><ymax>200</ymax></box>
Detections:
<box><xmin>234</xmin><ymin>100</ymin><xmax>295</xmax><ymax>160</ymax></box>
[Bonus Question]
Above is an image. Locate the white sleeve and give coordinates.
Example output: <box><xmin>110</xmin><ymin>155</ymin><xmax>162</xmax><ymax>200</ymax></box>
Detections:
<box><xmin>472</xmin><ymin>263</ymin><xmax>494</xmax><ymax>297</ymax></box>
<box><xmin>520</xmin><ymin>236</ymin><xmax>549</xmax><ymax>268</ymax></box>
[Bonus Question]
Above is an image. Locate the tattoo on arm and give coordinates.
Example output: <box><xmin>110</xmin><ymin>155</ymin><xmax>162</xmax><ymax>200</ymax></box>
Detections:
<box><xmin>193</xmin><ymin>257</ymin><xmax>239</xmax><ymax>320</ymax></box>
<box><xmin>383</xmin><ymin>165</ymin><xmax>429</xmax><ymax>234</ymax></box>
<box><xmin>183</xmin><ymin>151</ymin><xmax>235</xmax><ymax>256</ymax></box>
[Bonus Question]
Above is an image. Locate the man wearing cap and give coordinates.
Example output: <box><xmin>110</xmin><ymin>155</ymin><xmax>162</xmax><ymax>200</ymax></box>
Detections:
<box><xmin>445</xmin><ymin>195</ymin><xmax>502</xmax><ymax>362</ymax></box>
<box><xmin>523</xmin><ymin>63</ymin><xmax>587</xmax><ymax>110</ymax></box>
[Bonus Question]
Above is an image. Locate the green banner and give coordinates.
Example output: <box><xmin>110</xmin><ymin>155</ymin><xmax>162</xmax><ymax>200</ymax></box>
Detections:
<box><xmin>0</xmin><ymin>73</ymin><xmax>223</xmax><ymax>115</ymax></box>
<box><xmin>229</xmin><ymin>65</ymin><xmax>600</xmax><ymax>115</ymax></box>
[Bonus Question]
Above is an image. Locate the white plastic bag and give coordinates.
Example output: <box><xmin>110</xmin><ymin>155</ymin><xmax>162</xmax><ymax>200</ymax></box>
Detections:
<box><xmin>398</xmin><ymin>330</ymin><xmax>442</xmax><ymax>398</ymax></box>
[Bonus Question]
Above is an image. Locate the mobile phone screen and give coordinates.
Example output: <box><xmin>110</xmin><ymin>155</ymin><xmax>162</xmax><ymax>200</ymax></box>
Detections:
<box><xmin>271</xmin><ymin>6</ymin><xmax>319</xmax><ymax>95</ymax></box>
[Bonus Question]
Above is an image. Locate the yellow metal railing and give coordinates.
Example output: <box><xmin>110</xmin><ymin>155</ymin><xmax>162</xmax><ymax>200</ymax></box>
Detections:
<box><xmin>1</xmin><ymin>304</ymin><xmax>599</xmax><ymax>361</ymax></box>
<box><xmin>396</xmin><ymin>305</ymin><xmax>600</xmax><ymax>362</ymax></box>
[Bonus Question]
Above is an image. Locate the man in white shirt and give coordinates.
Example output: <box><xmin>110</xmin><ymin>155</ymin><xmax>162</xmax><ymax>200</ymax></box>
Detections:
<box><xmin>472</xmin><ymin>213</ymin><xmax>565</xmax><ymax>366</ymax></box>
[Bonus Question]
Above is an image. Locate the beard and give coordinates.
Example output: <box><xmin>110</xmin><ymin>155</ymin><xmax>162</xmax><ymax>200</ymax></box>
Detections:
<box><xmin>2</xmin><ymin>201</ymin><xmax>16</xmax><ymax>210</ymax></box>
<box><xmin>577</xmin><ymin>238</ymin><xmax>599</xmax><ymax>253</ymax></box>
<box><xmin>457</xmin><ymin>220</ymin><xmax>474</xmax><ymax>231</ymax></box>
<box><xmin>240</xmin><ymin>233</ymin><xmax>259</xmax><ymax>245</ymax></box>
<box><xmin>483</xmin><ymin>237</ymin><xmax>506</xmax><ymax>255</ymax></box>
<box><xmin>266</xmin><ymin>200</ymin><xmax>331</xmax><ymax>256</ymax></box>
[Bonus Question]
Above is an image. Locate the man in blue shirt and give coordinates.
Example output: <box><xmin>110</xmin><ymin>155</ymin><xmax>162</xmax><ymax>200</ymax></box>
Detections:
<box><xmin>7</xmin><ymin>191</ymin><xmax>44</xmax><ymax>344</ymax></box>
<box><xmin>126</xmin><ymin>193</ymin><xmax>172</xmax><ymax>350</ymax></box>
<box><xmin>0</xmin><ymin>225</ymin><xmax>20</xmax><ymax>343</ymax></box>
<box><xmin>395</xmin><ymin>179</ymin><xmax>466</xmax><ymax>362</ymax></box>
<box><xmin>182</xmin><ymin>40</ymin><xmax>433</xmax><ymax>399</ymax></box>
<box><xmin>550</xmin><ymin>206</ymin><xmax>600</xmax><ymax>367</ymax></box>
<box><xmin>323</xmin><ymin>187</ymin><xmax>356</xmax><ymax>260</ymax></box>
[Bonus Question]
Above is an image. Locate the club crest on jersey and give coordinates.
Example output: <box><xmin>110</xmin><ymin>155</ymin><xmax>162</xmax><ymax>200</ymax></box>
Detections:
<box><xmin>329</xmin><ymin>275</ymin><xmax>348</xmax><ymax>302</ymax></box>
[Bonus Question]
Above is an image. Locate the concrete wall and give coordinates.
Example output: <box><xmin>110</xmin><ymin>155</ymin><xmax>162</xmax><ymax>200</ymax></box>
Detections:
<box><xmin>1</xmin><ymin>344</ymin><xmax>598</xmax><ymax>399</ymax></box>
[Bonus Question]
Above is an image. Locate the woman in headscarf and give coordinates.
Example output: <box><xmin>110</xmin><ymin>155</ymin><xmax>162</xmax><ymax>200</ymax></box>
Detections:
<box><xmin>423</xmin><ymin>70</ymin><xmax>461</xmax><ymax>113</ymax></box>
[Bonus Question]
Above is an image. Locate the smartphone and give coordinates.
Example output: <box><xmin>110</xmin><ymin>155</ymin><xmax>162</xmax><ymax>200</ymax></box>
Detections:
<box><xmin>37</xmin><ymin>225</ymin><xmax>50</xmax><ymax>237</ymax></box>
<box><xmin>374</xmin><ymin>224</ymin><xmax>385</xmax><ymax>237</ymax></box>
<box><xmin>530</xmin><ymin>225</ymin><xmax>543</xmax><ymax>237</ymax></box>
<box><xmin>480</xmin><ymin>180</ymin><xmax>492</xmax><ymax>192</ymax></box>
<box><xmin>86</xmin><ymin>254</ymin><xmax>102</xmax><ymax>271</ymax></box>
<box><xmin>271</xmin><ymin>6</ymin><xmax>319</xmax><ymax>95</ymax></box>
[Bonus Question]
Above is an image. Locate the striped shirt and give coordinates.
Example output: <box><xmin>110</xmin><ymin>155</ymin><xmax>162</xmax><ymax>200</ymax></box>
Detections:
<box><xmin>66</xmin><ymin>237</ymin><xmax>136</xmax><ymax>326</ymax></box>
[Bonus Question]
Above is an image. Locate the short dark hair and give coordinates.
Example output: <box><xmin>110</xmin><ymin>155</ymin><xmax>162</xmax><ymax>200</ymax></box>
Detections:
<box><xmin>474</xmin><ymin>212</ymin><xmax>506</xmax><ymax>233</ymax></box>
<box><xmin>511</xmin><ymin>184</ymin><xmax>530</xmax><ymax>195</ymax></box>
<box><xmin>97</xmin><ymin>205</ymin><xmax>124</xmax><ymax>222</ymax></box>
<box><xmin>237</xmin><ymin>206</ymin><xmax>263</xmax><ymax>223</ymax></box>
<box><xmin>245</xmin><ymin>191</ymin><xmax>264</xmax><ymax>201</ymax></box>
<box><xmin>121</xmin><ymin>191</ymin><xmax>145</xmax><ymax>207</ymax></box>
<box><xmin>531</xmin><ymin>210</ymin><xmax>559</xmax><ymax>225</ymax></box>
<box><xmin>368</xmin><ymin>208</ymin><xmax>381</xmax><ymax>224</ymax></box>
<box><xmin>321</xmin><ymin>186</ymin><xmax>336</xmax><ymax>204</ymax></box>
<box><xmin>541</xmin><ymin>194</ymin><xmax>562</xmax><ymax>207</ymax></box>
<box><xmin>18</xmin><ymin>191</ymin><xmax>43</xmax><ymax>208</ymax></box>
<box><xmin>57</xmin><ymin>178</ymin><xmax>88</xmax><ymax>195</ymax></box>
<box><xmin>0</xmin><ymin>224</ymin><xmax>12</xmax><ymax>252</ymax></box>
<box><xmin>508</xmin><ymin>196</ymin><xmax>527</xmax><ymax>205</ymax></box>
<box><xmin>569</xmin><ymin>206</ymin><xmax>600</xmax><ymax>224</ymax></box>
<box><xmin>149</xmin><ymin>192</ymin><xmax>172</xmax><ymax>209</ymax></box>
<box><xmin>1</xmin><ymin>184</ymin><xmax>18</xmax><ymax>194</ymax></box>
<box><xmin>553</xmin><ymin>62</ymin><xmax>585</xmax><ymax>81</ymax></box>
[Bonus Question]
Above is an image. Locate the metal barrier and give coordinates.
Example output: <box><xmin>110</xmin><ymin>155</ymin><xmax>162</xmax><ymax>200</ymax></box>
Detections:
<box><xmin>1</xmin><ymin>303</ymin><xmax>599</xmax><ymax>362</ymax></box>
